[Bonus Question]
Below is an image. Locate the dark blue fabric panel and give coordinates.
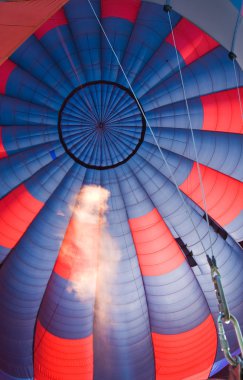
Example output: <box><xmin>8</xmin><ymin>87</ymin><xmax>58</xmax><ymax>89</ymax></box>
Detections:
<box><xmin>6</xmin><ymin>66</ymin><xmax>63</xmax><ymax>111</ymax></box>
<box><xmin>65</xmin><ymin>0</ymin><xmax>101</xmax><ymax>82</ymax></box>
<box><xmin>50</xmin><ymin>150</ymin><xmax>57</xmax><ymax>160</ymax></box>
<box><xmin>136</xmin><ymin>139</ymin><xmax>193</xmax><ymax>186</ymax></box>
<box><xmin>133</xmin><ymin>41</ymin><xmax>184</xmax><ymax>98</ymax></box>
<box><xmin>39</xmin><ymin>24</ymin><xmax>86</xmax><ymax>87</ymax></box>
<box><xmin>0</xmin><ymin>165</ymin><xmax>83</xmax><ymax>378</ymax></box>
<box><xmin>0</xmin><ymin>95</ymin><xmax>57</xmax><ymax>126</ymax></box>
<box><xmin>25</xmin><ymin>154</ymin><xmax>74</xmax><ymax>202</ymax></box>
<box><xmin>143</xmin><ymin>261</ymin><xmax>210</xmax><ymax>334</ymax></box>
<box><xmin>141</xmin><ymin>47</ymin><xmax>243</xmax><ymax>110</ymax></box>
<box><xmin>101</xmin><ymin>18</ymin><xmax>133</xmax><ymax>82</ymax></box>
<box><xmin>38</xmin><ymin>272</ymin><xmax>94</xmax><ymax>339</ymax></box>
<box><xmin>146</xmin><ymin>97</ymin><xmax>203</xmax><ymax>130</ymax></box>
<box><xmin>93</xmin><ymin>174</ymin><xmax>155</xmax><ymax>380</ymax></box>
<box><xmin>112</xmin><ymin>165</ymin><xmax>154</xmax><ymax>219</ymax></box>
<box><xmin>11</xmin><ymin>35</ymin><xmax>72</xmax><ymax>98</ymax></box>
<box><xmin>230</xmin><ymin>0</ymin><xmax>242</xmax><ymax>11</ymax></box>
<box><xmin>146</xmin><ymin>128</ymin><xmax>243</xmax><ymax>181</ymax></box>
<box><xmin>2</xmin><ymin>125</ymin><xmax>59</xmax><ymax>155</ymax></box>
<box><xmin>117</xmin><ymin>3</ymin><xmax>180</xmax><ymax>87</ymax></box>
<box><xmin>0</xmin><ymin>142</ymin><xmax>64</xmax><ymax>199</ymax></box>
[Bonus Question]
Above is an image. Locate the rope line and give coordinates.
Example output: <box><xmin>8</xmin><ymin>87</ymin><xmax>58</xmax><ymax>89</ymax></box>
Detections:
<box><xmin>167</xmin><ymin>10</ymin><xmax>214</xmax><ymax>258</ymax></box>
<box><xmin>232</xmin><ymin>58</ymin><xmax>243</xmax><ymax>120</ymax></box>
<box><xmin>87</xmin><ymin>0</ymin><xmax>212</xmax><ymax>262</ymax></box>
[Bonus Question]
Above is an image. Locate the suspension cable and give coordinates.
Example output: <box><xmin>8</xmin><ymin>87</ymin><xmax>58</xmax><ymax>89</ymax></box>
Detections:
<box><xmin>207</xmin><ymin>254</ymin><xmax>243</xmax><ymax>370</ymax></box>
<box><xmin>232</xmin><ymin>58</ymin><xmax>243</xmax><ymax>120</ymax></box>
<box><xmin>87</xmin><ymin>0</ymin><xmax>213</xmax><ymax>263</ymax></box>
<box><xmin>166</xmin><ymin>8</ymin><xmax>215</xmax><ymax>258</ymax></box>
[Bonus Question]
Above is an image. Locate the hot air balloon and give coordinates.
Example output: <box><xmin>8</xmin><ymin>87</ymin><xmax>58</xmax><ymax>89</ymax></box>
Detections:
<box><xmin>0</xmin><ymin>0</ymin><xmax>242</xmax><ymax>379</ymax></box>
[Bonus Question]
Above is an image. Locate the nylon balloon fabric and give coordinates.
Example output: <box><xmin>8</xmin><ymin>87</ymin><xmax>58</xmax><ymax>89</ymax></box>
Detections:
<box><xmin>0</xmin><ymin>1</ymin><xmax>243</xmax><ymax>379</ymax></box>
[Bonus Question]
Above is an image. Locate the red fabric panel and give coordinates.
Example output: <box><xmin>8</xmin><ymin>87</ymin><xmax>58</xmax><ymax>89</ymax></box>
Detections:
<box><xmin>166</xmin><ymin>18</ymin><xmax>219</xmax><ymax>65</ymax></box>
<box><xmin>129</xmin><ymin>209</ymin><xmax>185</xmax><ymax>276</ymax></box>
<box><xmin>0</xmin><ymin>0</ymin><xmax>69</xmax><ymax>65</ymax></box>
<box><xmin>0</xmin><ymin>59</ymin><xmax>16</xmax><ymax>94</ymax></box>
<box><xmin>54</xmin><ymin>216</ymin><xmax>100</xmax><ymax>281</ymax></box>
<box><xmin>101</xmin><ymin>0</ymin><xmax>141</xmax><ymax>23</ymax></box>
<box><xmin>0</xmin><ymin>184</ymin><xmax>43</xmax><ymax>249</ymax></box>
<box><xmin>35</xmin><ymin>9</ymin><xmax>68</xmax><ymax>40</ymax></box>
<box><xmin>179</xmin><ymin>163</ymin><xmax>243</xmax><ymax>226</ymax></box>
<box><xmin>0</xmin><ymin>127</ymin><xmax>7</xmax><ymax>158</ymax></box>
<box><xmin>34</xmin><ymin>320</ymin><xmax>93</xmax><ymax>380</ymax></box>
<box><xmin>152</xmin><ymin>314</ymin><xmax>217</xmax><ymax>380</ymax></box>
<box><xmin>201</xmin><ymin>88</ymin><xmax>243</xmax><ymax>133</ymax></box>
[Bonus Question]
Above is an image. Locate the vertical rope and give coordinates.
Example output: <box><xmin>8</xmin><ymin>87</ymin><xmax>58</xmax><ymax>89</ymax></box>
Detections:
<box><xmin>232</xmin><ymin>58</ymin><xmax>243</xmax><ymax>120</ymax></box>
<box><xmin>167</xmin><ymin>10</ymin><xmax>214</xmax><ymax>258</ymax></box>
<box><xmin>87</xmin><ymin>0</ymin><xmax>212</xmax><ymax>263</ymax></box>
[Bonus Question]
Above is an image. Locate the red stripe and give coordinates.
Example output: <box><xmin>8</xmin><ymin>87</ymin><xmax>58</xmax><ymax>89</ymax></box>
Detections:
<box><xmin>152</xmin><ymin>314</ymin><xmax>217</xmax><ymax>380</ymax></box>
<box><xmin>101</xmin><ymin>0</ymin><xmax>141</xmax><ymax>23</ymax></box>
<box><xmin>0</xmin><ymin>184</ymin><xmax>43</xmax><ymax>249</ymax></box>
<box><xmin>129</xmin><ymin>209</ymin><xmax>185</xmax><ymax>276</ymax></box>
<box><xmin>201</xmin><ymin>88</ymin><xmax>243</xmax><ymax>133</ymax></box>
<box><xmin>179</xmin><ymin>163</ymin><xmax>243</xmax><ymax>226</ymax></box>
<box><xmin>54</xmin><ymin>215</ymin><xmax>100</xmax><ymax>281</ymax></box>
<box><xmin>35</xmin><ymin>9</ymin><xmax>67</xmax><ymax>40</ymax></box>
<box><xmin>34</xmin><ymin>320</ymin><xmax>93</xmax><ymax>380</ymax></box>
<box><xmin>166</xmin><ymin>18</ymin><xmax>218</xmax><ymax>65</ymax></box>
<box><xmin>0</xmin><ymin>127</ymin><xmax>7</xmax><ymax>158</ymax></box>
<box><xmin>0</xmin><ymin>59</ymin><xmax>16</xmax><ymax>94</ymax></box>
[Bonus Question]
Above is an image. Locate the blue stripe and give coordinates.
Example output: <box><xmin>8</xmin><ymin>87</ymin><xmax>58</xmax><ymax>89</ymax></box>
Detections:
<box><xmin>117</xmin><ymin>3</ymin><xmax>180</xmax><ymax>87</ymax></box>
<box><xmin>141</xmin><ymin>47</ymin><xmax>243</xmax><ymax>111</ymax></box>
<box><xmin>39</xmin><ymin>24</ymin><xmax>86</xmax><ymax>88</ymax></box>
<box><xmin>12</xmin><ymin>35</ymin><xmax>72</xmax><ymax>98</ymax></box>
<box><xmin>65</xmin><ymin>0</ymin><xmax>101</xmax><ymax>82</ymax></box>
<box><xmin>0</xmin><ymin>165</ymin><xmax>84</xmax><ymax>378</ymax></box>
<box><xmin>0</xmin><ymin>142</ymin><xmax>64</xmax><ymax>198</ymax></box>
<box><xmin>6</xmin><ymin>66</ymin><xmax>63</xmax><ymax>111</ymax></box>
<box><xmin>38</xmin><ymin>272</ymin><xmax>94</xmax><ymax>339</ymax></box>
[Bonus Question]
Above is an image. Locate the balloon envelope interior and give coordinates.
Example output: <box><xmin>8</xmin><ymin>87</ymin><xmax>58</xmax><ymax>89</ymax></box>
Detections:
<box><xmin>0</xmin><ymin>0</ymin><xmax>242</xmax><ymax>379</ymax></box>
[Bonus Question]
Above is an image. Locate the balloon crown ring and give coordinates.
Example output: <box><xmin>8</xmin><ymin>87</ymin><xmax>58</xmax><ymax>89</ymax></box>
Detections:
<box><xmin>58</xmin><ymin>80</ymin><xmax>146</xmax><ymax>170</ymax></box>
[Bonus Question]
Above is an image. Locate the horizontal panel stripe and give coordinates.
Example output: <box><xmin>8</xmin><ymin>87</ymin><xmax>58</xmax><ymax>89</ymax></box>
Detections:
<box><xmin>38</xmin><ymin>271</ymin><xmax>94</xmax><ymax>339</ymax></box>
<box><xmin>152</xmin><ymin>314</ymin><xmax>217</xmax><ymax>380</ymax></box>
<box><xmin>0</xmin><ymin>184</ymin><xmax>43</xmax><ymax>249</ymax></box>
<box><xmin>179</xmin><ymin>163</ymin><xmax>243</xmax><ymax>226</ymax></box>
<box><xmin>34</xmin><ymin>320</ymin><xmax>93</xmax><ymax>380</ymax></box>
<box><xmin>0</xmin><ymin>127</ymin><xmax>7</xmax><ymax>158</ymax></box>
<box><xmin>0</xmin><ymin>59</ymin><xmax>16</xmax><ymax>94</ymax></box>
<box><xmin>101</xmin><ymin>0</ymin><xmax>141</xmax><ymax>23</ymax></box>
<box><xmin>143</xmin><ymin>261</ymin><xmax>210</xmax><ymax>334</ymax></box>
<box><xmin>201</xmin><ymin>88</ymin><xmax>243</xmax><ymax>133</ymax></box>
<box><xmin>166</xmin><ymin>18</ymin><xmax>219</xmax><ymax>66</ymax></box>
<box><xmin>129</xmin><ymin>208</ymin><xmax>185</xmax><ymax>276</ymax></box>
<box><xmin>35</xmin><ymin>9</ymin><xmax>68</xmax><ymax>40</ymax></box>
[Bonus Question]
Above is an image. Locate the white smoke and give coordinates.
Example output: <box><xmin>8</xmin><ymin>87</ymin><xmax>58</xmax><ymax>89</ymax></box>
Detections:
<box><xmin>63</xmin><ymin>185</ymin><xmax>120</xmax><ymax>312</ymax></box>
